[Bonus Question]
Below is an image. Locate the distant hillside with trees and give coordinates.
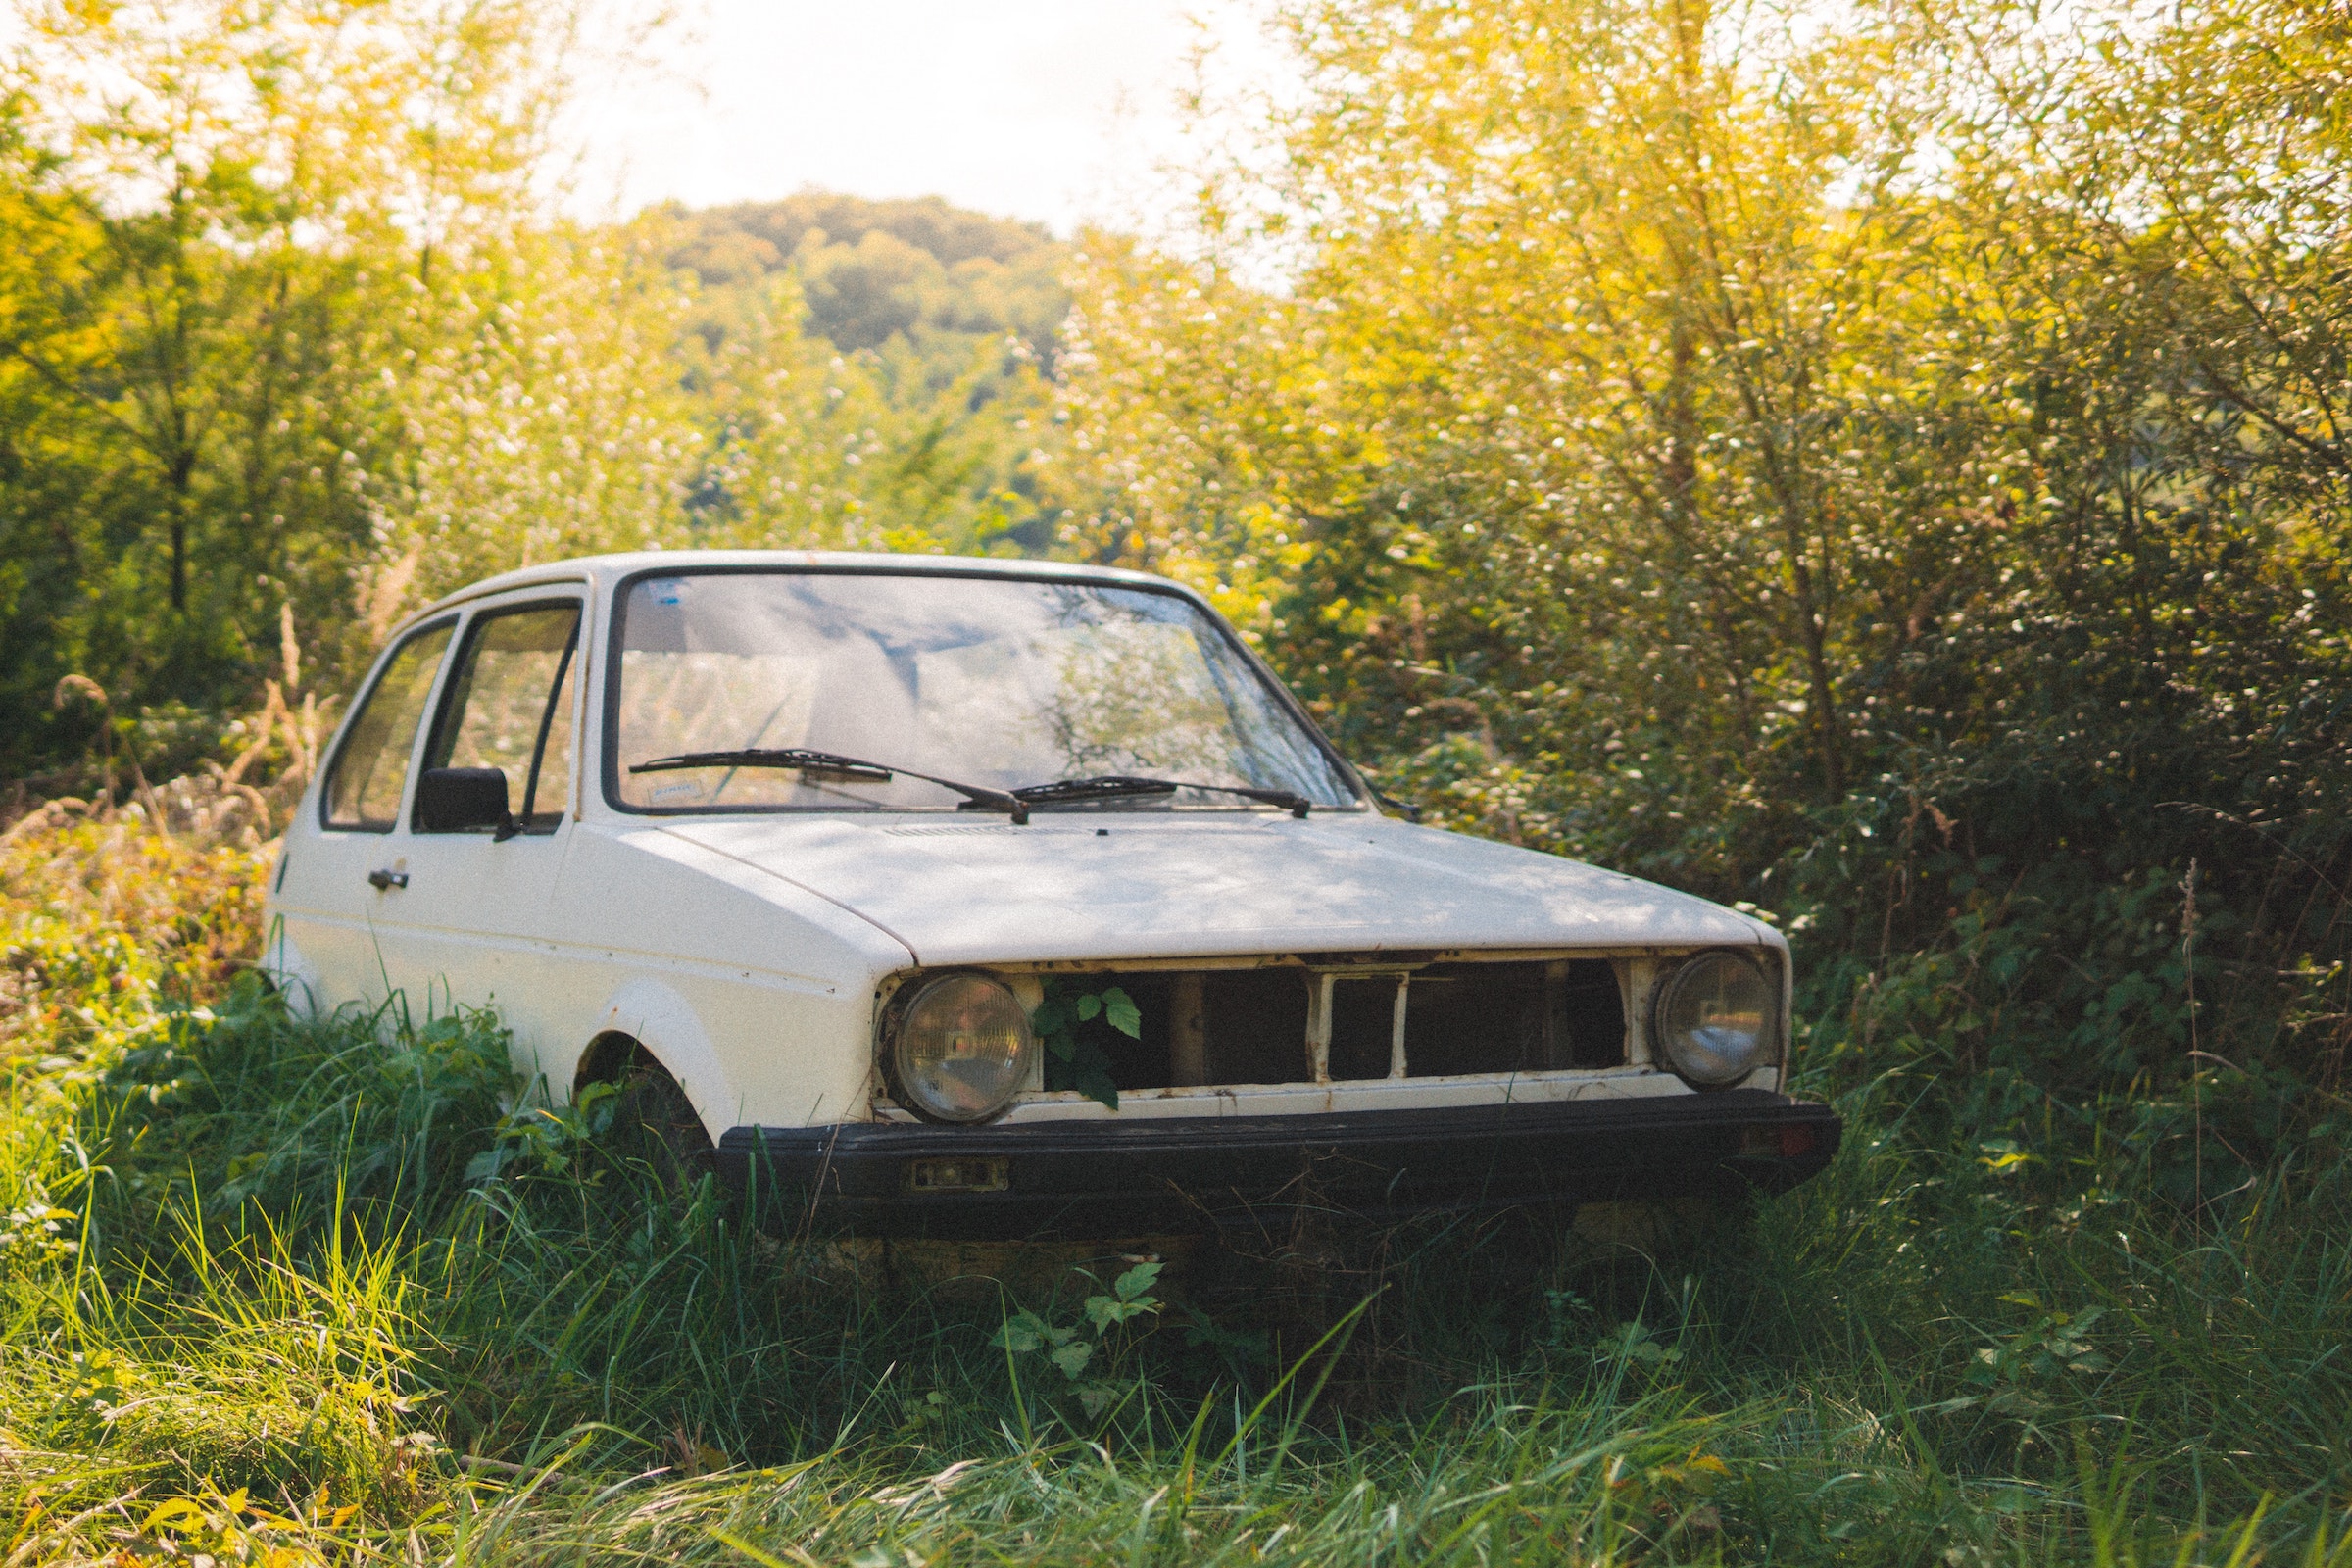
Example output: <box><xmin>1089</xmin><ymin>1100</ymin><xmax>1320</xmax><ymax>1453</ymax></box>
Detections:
<box><xmin>668</xmin><ymin>192</ymin><xmax>1066</xmax><ymax>359</ymax></box>
<box><xmin>656</xmin><ymin>192</ymin><xmax>1071</xmax><ymax>565</ymax></box>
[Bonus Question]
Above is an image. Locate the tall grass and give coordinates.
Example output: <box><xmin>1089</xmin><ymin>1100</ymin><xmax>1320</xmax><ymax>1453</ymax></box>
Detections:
<box><xmin>3</xmin><ymin>809</ymin><xmax>2349</xmax><ymax>1564</ymax></box>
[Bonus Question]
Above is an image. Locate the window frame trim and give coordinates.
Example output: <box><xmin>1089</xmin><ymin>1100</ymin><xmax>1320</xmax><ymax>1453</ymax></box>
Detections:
<box><xmin>318</xmin><ymin>614</ymin><xmax>462</xmax><ymax>835</ymax></box>
<box><xmin>413</xmin><ymin>594</ymin><xmax>587</xmax><ymax>837</ymax></box>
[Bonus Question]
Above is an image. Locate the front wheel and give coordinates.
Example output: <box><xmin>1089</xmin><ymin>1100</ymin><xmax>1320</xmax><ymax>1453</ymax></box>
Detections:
<box><xmin>608</xmin><ymin>1054</ymin><xmax>716</xmax><ymax>1188</ymax></box>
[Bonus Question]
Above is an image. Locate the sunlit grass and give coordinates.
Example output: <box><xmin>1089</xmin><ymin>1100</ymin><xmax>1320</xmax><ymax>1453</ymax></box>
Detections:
<box><xmin>3</xmin><ymin>808</ymin><xmax>2349</xmax><ymax>1565</ymax></box>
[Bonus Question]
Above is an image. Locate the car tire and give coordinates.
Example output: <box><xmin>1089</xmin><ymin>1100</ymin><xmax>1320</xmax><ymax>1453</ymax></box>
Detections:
<box><xmin>612</xmin><ymin>1054</ymin><xmax>716</xmax><ymax>1188</ymax></box>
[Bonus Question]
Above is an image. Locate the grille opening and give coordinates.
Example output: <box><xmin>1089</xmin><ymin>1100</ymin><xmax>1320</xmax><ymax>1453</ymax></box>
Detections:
<box><xmin>1405</xmin><ymin>961</ymin><xmax>1548</xmax><ymax>1076</ymax></box>
<box><xmin>1039</xmin><ymin>972</ymin><xmax>1176</xmax><ymax>1094</ymax></box>
<box><xmin>1327</xmin><ymin>977</ymin><xmax>1400</xmax><ymax>1080</ymax></box>
<box><xmin>1097</xmin><ymin>972</ymin><xmax>1172</xmax><ymax>1090</ymax></box>
<box><xmin>1398</xmin><ymin>958</ymin><xmax>1626</xmax><ymax>1077</ymax></box>
<box><xmin>1201</xmin><ymin>969</ymin><xmax>1312</xmax><ymax>1085</ymax></box>
<box><xmin>1006</xmin><ymin>956</ymin><xmax>1627</xmax><ymax>1098</ymax></box>
<box><xmin>1554</xmin><ymin>958</ymin><xmax>1629</xmax><ymax>1067</ymax></box>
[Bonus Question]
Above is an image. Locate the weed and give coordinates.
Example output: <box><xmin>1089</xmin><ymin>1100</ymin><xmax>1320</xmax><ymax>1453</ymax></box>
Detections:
<box><xmin>992</xmin><ymin>1257</ymin><xmax>1164</xmax><ymax>1419</ymax></box>
<box><xmin>0</xmin><ymin>805</ymin><xmax>2349</xmax><ymax>1563</ymax></box>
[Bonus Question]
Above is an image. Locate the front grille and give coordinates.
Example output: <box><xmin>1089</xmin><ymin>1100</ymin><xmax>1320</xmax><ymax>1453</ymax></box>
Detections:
<box><xmin>1020</xmin><ymin>956</ymin><xmax>1629</xmax><ymax>1096</ymax></box>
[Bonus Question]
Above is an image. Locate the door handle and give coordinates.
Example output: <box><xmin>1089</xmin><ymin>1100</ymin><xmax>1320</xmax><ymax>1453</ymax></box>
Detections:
<box><xmin>368</xmin><ymin>868</ymin><xmax>409</xmax><ymax>891</ymax></box>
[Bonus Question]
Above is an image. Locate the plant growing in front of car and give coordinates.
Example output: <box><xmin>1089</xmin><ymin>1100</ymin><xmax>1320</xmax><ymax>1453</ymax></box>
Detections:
<box><xmin>992</xmin><ymin>1258</ymin><xmax>1163</xmax><ymax>1419</ymax></box>
<box><xmin>1030</xmin><ymin>980</ymin><xmax>1140</xmax><ymax>1109</ymax></box>
<box><xmin>466</xmin><ymin>1079</ymin><xmax>618</xmax><ymax>1184</ymax></box>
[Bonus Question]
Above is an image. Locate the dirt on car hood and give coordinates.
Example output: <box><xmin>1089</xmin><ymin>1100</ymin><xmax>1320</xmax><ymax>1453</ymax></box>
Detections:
<box><xmin>654</xmin><ymin>811</ymin><xmax>1770</xmax><ymax>967</ymax></box>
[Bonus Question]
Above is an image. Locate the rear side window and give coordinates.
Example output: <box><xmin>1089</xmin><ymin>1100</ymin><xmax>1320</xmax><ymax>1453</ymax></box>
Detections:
<box><xmin>420</xmin><ymin>602</ymin><xmax>582</xmax><ymax>833</ymax></box>
<box><xmin>322</xmin><ymin>621</ymin><xmax>456</xmax><ymax>831</ymax></box>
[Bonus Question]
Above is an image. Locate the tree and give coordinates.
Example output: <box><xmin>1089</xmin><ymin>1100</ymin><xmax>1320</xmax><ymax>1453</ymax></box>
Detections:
<box><xmin>1065</xmin><ymin>0</ymin><xmax>1950</xmax><ymax>862</ymax></box>
<box><xmin>1057</xmin><ymin>0</ymin><xmax>2352</xmax><ymax>1099</ymax></box>
<box><xmin>0</xmin><ymin>0</ymin><xmax>593</xmax><ymax>773</ymax></box>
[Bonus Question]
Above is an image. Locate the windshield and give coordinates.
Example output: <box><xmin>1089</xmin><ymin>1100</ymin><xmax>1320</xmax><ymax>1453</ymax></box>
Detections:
<box><xmin>606</xmin><ymin>571</ymin><xmax>1360</xmax><ymax>813</ymax></box>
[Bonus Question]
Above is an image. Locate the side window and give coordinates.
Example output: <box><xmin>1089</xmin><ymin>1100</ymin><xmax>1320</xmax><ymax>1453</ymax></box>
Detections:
<box><xmin>322</xmin><ymin>621</ymin><xmax>456</xmax><ymax>831</ymax></box>
<box><xmin>420</xmin><ymin>602</ymin><xmax>581</xmax><ymax>834</ymax></box>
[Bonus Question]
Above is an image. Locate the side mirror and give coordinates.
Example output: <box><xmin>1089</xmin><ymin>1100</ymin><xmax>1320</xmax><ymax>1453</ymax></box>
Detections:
<box><xmin>417</xmin><ymin>766</ymin><xmax>515</xmax><ymax>837</ymax></box>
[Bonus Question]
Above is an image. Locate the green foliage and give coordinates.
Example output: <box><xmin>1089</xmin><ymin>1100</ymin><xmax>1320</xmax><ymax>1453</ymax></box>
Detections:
<box><xmin>992</xmin><ymin>1258</ymin><xmax>1164</xmax><ymax>1418</ymax></box>
<box><xmin>87</xmin><ymin>987</ymin><xmax>515</xmax><ymax>1223</ymax></box>
<box><xmin>0</xmin><ymin>28</ymin><xmax>1073</xmax><ymax>786</ymax></box>
<box><xmin>0</xmin><ymin>0</ymin><xmax>601</xmax><ymax>777</ymax></box>
<box><xmin>670</xmin><ymin>192</ymin><xmax>1065</xmax><ymax>359</ymax></box>
<box><xmin>1058</xmin><ymin>0</ymin><xmax>2352</xmax><ymax>1169</ymax></box>
<box><xmin>2</xmin><ymin>0</ymin><xmax>2350</xmax><ymax>1554</ymax></box>
<box><xmin>1947</xmin><ymin>1306</ymin><xmax>2112</xmax><ymax>1425</ymax></box>
<box><xmin>466</xmin><ymin>1078</ymin><xmax>620</xmax><ymax>1185</ymax></box>
<box><xmin>2</xmin><ymin>808</ymin><xmax>2352</xmax><ymax>1560</ymax></box>
<box><xmin>666</xmin><ymin>192</ymin><xmax>1069</xmax><ymax>561</ymax></box>
<box><xmin>1030</xmin><ymin>979</ymin><xmax>1141</xmax><ymax>1108</ymax></box>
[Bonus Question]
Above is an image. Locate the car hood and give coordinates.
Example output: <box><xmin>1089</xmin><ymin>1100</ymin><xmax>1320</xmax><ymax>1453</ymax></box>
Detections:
<box><xmin>653</xmin><ymin>811</ymin><xmax>1769</xmax><ymax>967</ymax></box>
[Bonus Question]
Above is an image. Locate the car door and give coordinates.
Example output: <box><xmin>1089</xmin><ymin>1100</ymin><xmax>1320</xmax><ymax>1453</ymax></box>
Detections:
<box><xmin>366</xmin><ymin>593</ymin><xmax>585</xmax><ymax>1070</ymax></box>
<box><xmin>271</xmin><ymin>616</ymin><xmax>460</xmax><ymax>1012</ymax></box>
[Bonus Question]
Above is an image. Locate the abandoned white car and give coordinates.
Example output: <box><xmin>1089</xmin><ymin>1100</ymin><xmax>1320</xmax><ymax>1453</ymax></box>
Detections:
<box><xmin>266</xmin><ymin>552</ymin><xmax>1838</xmax><ymax>1234</ymax></box>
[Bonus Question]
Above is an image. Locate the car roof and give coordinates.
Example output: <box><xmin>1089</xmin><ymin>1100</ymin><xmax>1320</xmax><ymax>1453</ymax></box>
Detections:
<box><xmin>408</xmin><ymin>550</ymin><xmax>1190</xmax><ymax>622</ymax></box>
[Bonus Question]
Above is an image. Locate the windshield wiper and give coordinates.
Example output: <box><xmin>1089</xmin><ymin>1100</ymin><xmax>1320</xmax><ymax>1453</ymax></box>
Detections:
<box><xmin>630</xmin><ymin>748</ymin><xmax>1030</xmax><ymax>824</ymax></box>
<box><xmin>1010</xmin><ymin>773</ymin><xmax>1313</xmax><ymax>818</ymax></box>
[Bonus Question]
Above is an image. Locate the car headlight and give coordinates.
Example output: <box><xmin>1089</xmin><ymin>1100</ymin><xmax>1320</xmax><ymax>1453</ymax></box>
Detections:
<box><xmin>887</xmin><ymin>973</ymin><xmax>1037</xmax><ymax>1123</ymax></box>
<box><xmin>1652</xmin><ymin>951</ymin><xmax>1778</xmax><ymax>1087</ymax></box>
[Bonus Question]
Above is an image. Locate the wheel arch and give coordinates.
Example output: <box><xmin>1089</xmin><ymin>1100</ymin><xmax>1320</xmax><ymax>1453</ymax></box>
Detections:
<box><xmin>570</xmin><ymin>978</ymin><xmax>736</xmax><ymax>1143</ymax></box>
<box><xmin>573</xmin><ymin>1029</ymin><xmax>645</xmax><ymax>1090</ymax></box>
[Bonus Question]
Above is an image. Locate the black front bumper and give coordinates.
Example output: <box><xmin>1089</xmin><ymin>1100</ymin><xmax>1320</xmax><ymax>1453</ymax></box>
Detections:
<box><xmin>716</xmin><ymin>1088</ymin><xmax>1840</xmax><ymax>1238</ymax></box>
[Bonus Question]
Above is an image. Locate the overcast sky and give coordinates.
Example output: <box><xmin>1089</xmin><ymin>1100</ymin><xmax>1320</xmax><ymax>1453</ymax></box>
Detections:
<box><xmin>572</xmin><ymin>0</ymin><xmax>1281</xmax><ymax>234</ymax></box>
